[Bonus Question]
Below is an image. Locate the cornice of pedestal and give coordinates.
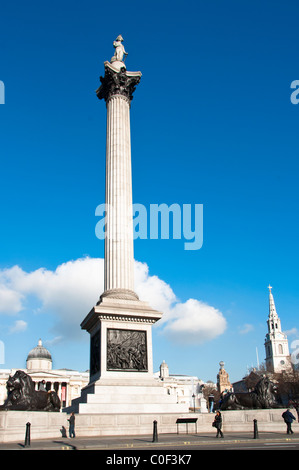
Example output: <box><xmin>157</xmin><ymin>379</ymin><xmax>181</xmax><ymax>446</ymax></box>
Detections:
<box><xmin>96</xmin><ymin>61</ymin><xmax>142</xmax><ymax>103</ymax></box>
<box><xmin>81</xmin><ymin>295</ymin><xmax>163</xmax><ymax>333</ymax></box>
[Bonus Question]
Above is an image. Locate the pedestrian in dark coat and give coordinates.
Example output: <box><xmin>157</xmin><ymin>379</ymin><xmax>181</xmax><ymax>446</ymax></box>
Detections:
<box><xmin>282</xmin><ymin>409</ymin><xmax>296</xmax><ymax>434</ymax></box>
<box><xmin>213</xmin><ymin>410</ymin><xmax>224</xmax><ymax>438</ymax></box>
<box><xmin>68</xmin><ymin>412</ymin><xmax>76</xmax><ymax>438</ymax></box>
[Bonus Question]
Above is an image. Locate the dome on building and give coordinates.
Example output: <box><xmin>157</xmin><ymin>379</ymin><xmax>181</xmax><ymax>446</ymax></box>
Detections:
<box><xmin>26</xmin><ymin>339</ymin><xmax>52</xmax><ymax>371</ymax></box>
<box><xmin>27</xmin><ymin>339</ymin><xmax>52</xmax><ymax>361</ymax></box>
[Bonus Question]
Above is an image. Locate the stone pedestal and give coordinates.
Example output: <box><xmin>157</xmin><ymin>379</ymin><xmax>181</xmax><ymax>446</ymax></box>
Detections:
<box><xmin>74</xmin><ymin>295</ymin><xmax>190</xmax><ymax>414</ymax></box>
<box><xmin>81</xmin><ymin>296</ymin><xmax>162</xmax><ymax>383</ymax></box>
<box><xmin>199</xmin><ymin>396</ymin><xmax>208</xmax><ymax>413</ymax></box>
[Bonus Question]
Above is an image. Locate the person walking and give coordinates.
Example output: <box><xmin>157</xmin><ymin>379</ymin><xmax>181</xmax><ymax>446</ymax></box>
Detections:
<box><xmin>208</xmin><ymin>395</ymin><xmax>214</xmax><ymax>413</ymax></box>
<box><xmin>39</xmin><ymin>380</ymin><xmax>46</xmax><ymax>391</ymax></box>
<box><xmin>213</xmin><ymin>410</ymin><xmax>224</xmax><ymax>438</ymax></box>
<box><xmin>282</xmin><ymin>409</ymin><xmax>296</xmax><ymax>434</ymax></box>
<box><xmin>68</xmin><ymin>412</ymin><xmax>76</xmax><ymax>438</ymax></box>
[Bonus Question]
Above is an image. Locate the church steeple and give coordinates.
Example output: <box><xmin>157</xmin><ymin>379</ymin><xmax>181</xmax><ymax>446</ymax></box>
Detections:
<box><xmin>264</xmin><ymin>285</ymin><xmax>292</xmax><ymax>373</ymax></box>
<box><xmin>268</xmin><ymin>285</ymin><xmax>276</xmax><ymax>316</ymax></box>
<box><xmin>267</xmin><ymin>284</ymin><xmax>281</xmax><ymax>334</ymax></box>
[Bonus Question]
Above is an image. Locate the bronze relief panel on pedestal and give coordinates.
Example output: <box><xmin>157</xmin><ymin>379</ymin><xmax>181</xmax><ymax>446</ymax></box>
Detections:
<box><xmin>107</xmin><ymin>328</ymin><xmax>148</xmax><ymax>372</ymax></box>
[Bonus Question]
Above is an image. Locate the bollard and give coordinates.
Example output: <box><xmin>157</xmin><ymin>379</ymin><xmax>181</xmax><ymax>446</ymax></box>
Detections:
<box><xmin>152</xmin><ymin>420</ymin><xmax>158</xmax><ymax>442</ymax></box>
<box><xmin>253</xmin><ymin>419</ymin><xmax>259</xmax><ymax>439</ymax></box>
<box><xmin>24</xmin><ymin>422</ymin><xmax>31</xmax><ymax>447</ymax></box>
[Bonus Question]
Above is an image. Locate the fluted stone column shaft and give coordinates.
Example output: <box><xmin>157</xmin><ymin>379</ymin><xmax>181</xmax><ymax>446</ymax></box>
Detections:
<box><xmin>104</xmin><ymin>93</ymin><xmax>135</xmax><ymax>296</ymax></box>
<box><xmin>96</xmin><ymin>61</ymin><xmax>141</xmax><ymax>301</ymax></box>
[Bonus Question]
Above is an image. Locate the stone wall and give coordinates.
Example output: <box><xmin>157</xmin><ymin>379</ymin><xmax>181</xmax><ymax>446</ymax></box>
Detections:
<box><xmin>222</xmin><ymin>408</ymin><xmax>298</xmax><ymax>433</ymax></box>
<box><xmin>0</xmin><ymin>408</ymin><xmax>297</xmax><ymax>443</ymax></box>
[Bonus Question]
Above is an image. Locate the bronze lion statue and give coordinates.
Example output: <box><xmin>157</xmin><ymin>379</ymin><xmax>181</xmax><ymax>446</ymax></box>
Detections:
<box><xmin>220</xmin><ymin>376</ymin><xmax>281</xmax><ymax>410</ymax></box>
<box><xmin>0</xmin><ymin>370</ymin><xmax>61</xmax><ymax>412</ymax></box>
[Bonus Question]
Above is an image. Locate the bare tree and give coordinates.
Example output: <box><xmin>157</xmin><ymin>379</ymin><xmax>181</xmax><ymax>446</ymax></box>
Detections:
<box><xmin>274</xmin><ymin>371</ymin><xmax>299</xmax><ymax>420</ymax></box>
<box><xmin>202</xmin><ymin>384</ymin><xmax>221</xmax><ymax>410</ymax></box>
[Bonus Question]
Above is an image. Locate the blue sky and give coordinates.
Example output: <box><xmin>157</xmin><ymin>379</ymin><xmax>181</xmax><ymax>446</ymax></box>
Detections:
<box><xmin>0</xmin><ymin>0</ymin><xmax>299</xmax><ymax>383</ymax></box>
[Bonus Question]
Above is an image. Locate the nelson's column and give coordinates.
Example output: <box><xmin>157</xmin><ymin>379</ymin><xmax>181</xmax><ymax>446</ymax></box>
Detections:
<box><xmin>70</xmin><ymin>36</ymin><xmax>189</xmax><ymax>416</ymax></box>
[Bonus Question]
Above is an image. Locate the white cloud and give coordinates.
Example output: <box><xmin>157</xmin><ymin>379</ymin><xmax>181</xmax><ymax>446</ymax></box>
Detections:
<box><xmin>0</xmin><ymin>257</ymin><xmax>227</xmax><ymax>345</ymax></box>
<box><xmin>44</xmin><ymin>336</ymin><xmax>64</xmax><ymax>347</ymax></box>
<box><xmin>285</xmin><ymin>327</ymin><xmax>298</xmax><ymax>337</ymax></box>
<box><xmin>134</xmin><ymin>262</ymin><xmax>227</xmax><ymax>344</ymax></box>
<box><xmin>159</xmin><ymin>298</ymin><xmax>227</xmax><ymax>344</ymax></box>
<box><xmin>1</xmin><ymin>257</ymin><xmax>103</xmax><ymax>338</ymax></box>
<box><xmin>9</xmin><ymin>320</ymin><xmax>28</xmax><ymax>333</ymax></box>
<box><xmin>134</xmin><ymin>261</ymin><xmax>177</xmax><ymax>313</ymax></box>
<box><xmin>238</xmin><ymin>323</ymin><xmax>254</xmax><ymax>335</ymax></box>
<box><xmin>0</xmin><ymin>269</ymin><xmax>24</xmax><ymax>314</ymax></box>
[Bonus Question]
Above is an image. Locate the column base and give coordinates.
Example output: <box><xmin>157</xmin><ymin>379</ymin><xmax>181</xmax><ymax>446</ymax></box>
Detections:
<box><xmin>99</xmin><ymin>288</ymin><xmax>139</xmax><ymax>302</ymax></box>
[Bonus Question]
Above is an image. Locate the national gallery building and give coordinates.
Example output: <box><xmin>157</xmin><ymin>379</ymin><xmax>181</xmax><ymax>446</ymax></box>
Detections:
<box><xmin>0</xmin><ymin>340</ymin><xmax>89</xmax><ymax>408</ymax></box>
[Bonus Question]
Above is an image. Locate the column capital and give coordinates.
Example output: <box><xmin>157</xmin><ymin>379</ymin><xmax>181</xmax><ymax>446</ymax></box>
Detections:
<box><xmin>96</xmin><ymin>62</ymin><xmax>142</xmax><ymax>103</ymax></box>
